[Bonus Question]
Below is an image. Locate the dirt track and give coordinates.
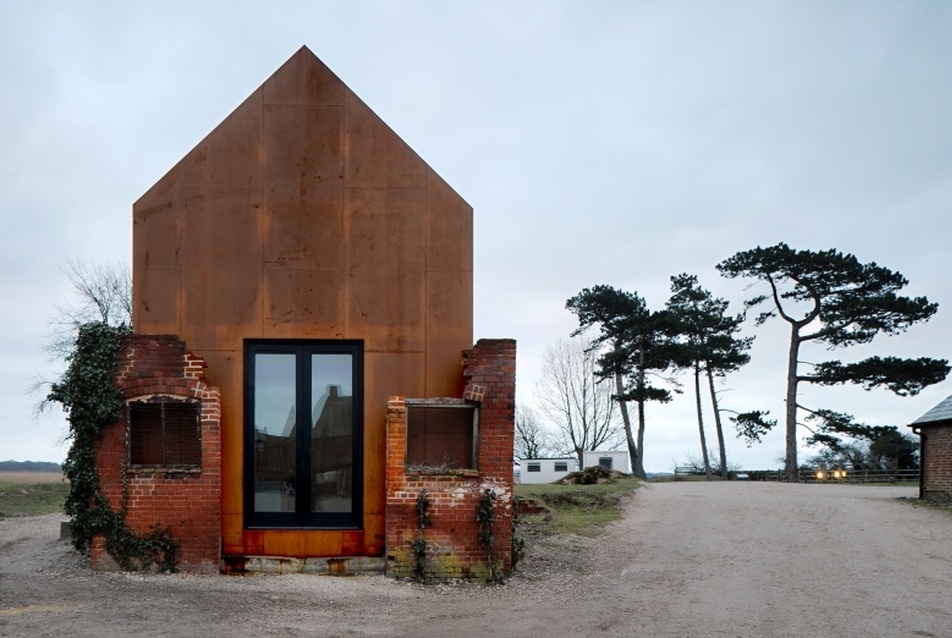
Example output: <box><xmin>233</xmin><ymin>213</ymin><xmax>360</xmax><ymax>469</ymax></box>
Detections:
<box><xmin>1</xmin><ymin>482</ymin><xmax>950</xmax><ymax>637</ymax></box>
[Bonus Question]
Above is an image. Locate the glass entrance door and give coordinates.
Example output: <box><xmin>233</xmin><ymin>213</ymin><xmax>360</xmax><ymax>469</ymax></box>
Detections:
<box><xmin>245</xmin><ymin>341</ymin><xmax>362</xmax><ymax>528</ymax></box>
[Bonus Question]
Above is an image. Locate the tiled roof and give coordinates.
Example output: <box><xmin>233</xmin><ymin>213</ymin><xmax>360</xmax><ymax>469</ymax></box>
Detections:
<box><xmin>912</xmin><ymin>394</ymin><xmax>952</xmax><ymax>425</ymax></box>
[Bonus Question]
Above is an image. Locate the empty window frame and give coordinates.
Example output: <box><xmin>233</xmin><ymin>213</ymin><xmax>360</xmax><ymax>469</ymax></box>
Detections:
<box><xmin>406</xmin><ymin>402</ymin><xmax>477</xmax><ymax>471</ymax></box>
<box><xmin>554</xmin><ymin>461</ymin><xmax>569</xmax><ymax>472</ymax></box>
<box><xmin>526</xmin><ymin>462</ymin><xmax>541</xmax><ymax>473</ymax></box>
<box><xmin>128</xmin><ymin>398</ymin><xmax>201</xmax><ymax>467</ymax></box>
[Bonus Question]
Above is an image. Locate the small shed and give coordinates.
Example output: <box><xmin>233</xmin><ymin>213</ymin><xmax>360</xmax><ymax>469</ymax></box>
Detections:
<box><xmin>909</xmin><ymin>394</ymin><xmax>952</xmax><ymax>502</ymax></box>
<box><xmin>517</xmin><ymin>457</ymin><xmax>576</xmax><ymax>484</ymax></box>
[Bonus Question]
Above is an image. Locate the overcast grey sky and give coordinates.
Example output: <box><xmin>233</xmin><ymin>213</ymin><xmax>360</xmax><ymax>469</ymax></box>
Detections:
<box><xmin>2</xmin><ymin>1</ymin><xmax>951</xmax><ymax>472</ymax></box>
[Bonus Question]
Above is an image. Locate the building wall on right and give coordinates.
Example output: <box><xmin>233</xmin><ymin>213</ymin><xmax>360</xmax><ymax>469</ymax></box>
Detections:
<box><xmin>921</xmin><ymin>424</ymin><xmax>952</xmax><ymax>502</ymax></box>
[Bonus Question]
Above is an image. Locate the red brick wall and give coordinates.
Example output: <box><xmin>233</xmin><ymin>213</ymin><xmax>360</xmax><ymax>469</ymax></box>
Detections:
<box><xmin>92</xmin><ymin>334</ymin><xmax>221</xmax><ymax>572</ymax></box>
<box><xmin>385</xmin><ymin>339</ymin><xmax>516</xmax><ymax>580</ymax></box>
<box><xmin>922</xmin><ymin>424</ymin><xmax>952</xmax><ymax>502</ymax></box>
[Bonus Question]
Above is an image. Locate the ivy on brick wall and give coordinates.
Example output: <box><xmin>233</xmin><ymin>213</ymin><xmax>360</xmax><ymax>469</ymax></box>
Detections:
<box><xmin>48</xmin><ymin>322</ymin><xmax>178</xmax><ymax>572</ymax></box>
<box><xmin>410</xmin><ymin>489</ymin><xmax>431</xmax><ymax>580</ymax></box>
<box><xmin>475</xmin><ymin>488</ymin><xmax>502</xmax><ymax>583</ymax></box>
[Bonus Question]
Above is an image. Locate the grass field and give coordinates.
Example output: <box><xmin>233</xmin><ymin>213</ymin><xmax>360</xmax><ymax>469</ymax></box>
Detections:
<box><xmin>0</xmin><ymin>472</ymin><xmax>68</xmax><ymax>517</ymax></box>
<box><xmin>515</xmin><ymin>477</ymin><xmax>641</xmax><ymax>536</ymax></box>
<box><xmin>0</xmin><ymin>471</ymin><xmax>65</xmax><ymax>484</ymax></box>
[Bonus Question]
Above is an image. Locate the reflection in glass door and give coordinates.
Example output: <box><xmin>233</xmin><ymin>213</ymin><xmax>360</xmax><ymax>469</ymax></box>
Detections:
<box><xmin>310</xmin><ymin>354</ymin><xmax>354</xmax><ymax>515</ymax></box>
<box><xmin>245</xmin><ymin>341</ymin><xmax>362</xmax><ymax>528</ymax></box>
<box><xmin>251</xmin><ymin>353</ymin><xmax>297</xmax><ymax>514</ymax></box>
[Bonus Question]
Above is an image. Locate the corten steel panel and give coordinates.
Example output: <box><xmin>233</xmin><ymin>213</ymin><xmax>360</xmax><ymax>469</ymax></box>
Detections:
<box><xmin>133</xmin><ymin>268</ymin><xmax>180</xmax><ymax>334</ymax></box>
<box><xmin>133</xmin><ymin>86</ymin><xmax>265</xmax><ymax>337</ymax></box>
<box><xmin>221</xmin><ymin>512</ymin><xmax>244</xmax><ymax>551</ymax></box>
<box><xmin>176</xmin><ymin>91</ymin><xmax>265</xmax><ymax>188</ymax></box>
<box><xmin>425</xmin><ymin>336</ymin><xmax>469</xmax><ymax>398</ymax></box>
<box><xmin>364</xmin><ymin>352</ymin><xmax>427</xmax><ymax>406</ymax></box>
<box><xmin>344</xmin><ymin>91</ymin><xmax>427</xmax><ymax>190</ymax></box>
<box><xmin>202</xmin><ymin>348</ymin><xmax>243</xmax><ymax>523</ymax></box>
<box><xmin>179</xmin><ymin>194</ymin><xmax>263</xmax><ymax>352</ymax></box>
<box><xmin>362</xmin><ymin>401</ymin><xmax>386</xmax><ymax>519</ymax></box>
<box><xmin>263</xmin><ymin>104</ymin><xmax>344</xmax><ymax>269</ymax></box>
<box><xmin>264</xmin><ymin>266</ymin><xmax>344</xmax><ymax>334</ymax></box>
<box><xmin>134</xmin><ymin>204</ymin><xmax>181</xmax><ymax>272</ymax></box>
<box><xmin>262</xmin><ymin>47</ymin><xmax>345</xmax><ymax>107</ymax></box>
<box><xmin>262</xmin><ymin>530</ymin><xmax>345</xmax><ymax>557</ymax></box>
<box><xmin>426</xmin><ymin>168</ymin><xmax>474</xmax><ymax>273</ymax></box>
<box><xmin>426</xmin><ymin>269</ymin><xmax>472</xmax><ymax>329</ymax></box>
<box><xmin>345</xmin><ymin>188</ymin><xmax>427</xmax><ymax>351</ymax></box>
<box><xmin>134</xmin><ymin>200</ymin><xmax>182</xmax><ymax>334</ymax></box>
<box><xmin>362</xmin><ymin>351</ymin><xmax>426</xmax><ymax>520</ymax></box>
<box><xmin>135</xmin><ymin>170</ymin><xmax>179</xmax><ymax>223</ymax></box>
<box><xmin>425</xmin><ymin>271</ymin><xmax>473</xmax><ymax>397</ymax></box>
<box><xmin>132</xmin><ymin>46</ymin><xmax>472</xmax><ymax>561</ymax></box>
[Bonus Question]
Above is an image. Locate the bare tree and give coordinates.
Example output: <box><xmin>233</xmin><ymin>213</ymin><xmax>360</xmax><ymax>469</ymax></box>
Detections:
<box><xmin>513</xmin><ymin>403</ymin><xmax>555</xmax><ymax>460</ymax></box>
<box><xmin>536</xmin><ymin>337</ymin><xmax>621</xmax><ymax>469</ymax></box>
<box><xmin>46</xmin><ymin>260</ymin><xmax>132</xmax><ymax>358</ymax></box>
<box><xmin>34</xmin><ymin>261</ymin><xmax>132</xmax><ymax>414</ymax></box>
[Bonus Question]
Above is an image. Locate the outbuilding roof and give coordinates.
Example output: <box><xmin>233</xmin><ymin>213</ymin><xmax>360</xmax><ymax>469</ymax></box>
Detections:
<box><xmin>911</xmin><ymin>393</ymin><xmax>952</xmax><ymax>426</ymax></box>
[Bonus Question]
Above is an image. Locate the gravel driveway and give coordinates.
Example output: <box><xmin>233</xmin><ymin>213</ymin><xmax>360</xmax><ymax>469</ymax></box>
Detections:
<box><xmin>1</xmin><ymin>481</ymin><xmax>949</xmax><ymax>637</ymax></box>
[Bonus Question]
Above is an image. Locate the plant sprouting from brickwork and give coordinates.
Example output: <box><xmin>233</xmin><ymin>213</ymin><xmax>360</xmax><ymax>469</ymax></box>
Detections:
<box><xmin>47</xmin><ymin>322</ymin><xmax>178</xmax><ymax>572</ymax></box>
<box><xmin>475</xmin><ymin>488</ymin><xmax>502</xmax><ymax>583</ymax></box>
<box><xmin>410</xmin><ymin>489</ymin><xmax>431</xmax><ymax>580</ymax></box>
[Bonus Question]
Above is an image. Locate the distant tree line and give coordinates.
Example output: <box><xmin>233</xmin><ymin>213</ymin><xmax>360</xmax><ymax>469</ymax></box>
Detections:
<box><xmin>0</xmin><ymin>460</ymin><xmax>62</xmax><ymax>473</ymax></box>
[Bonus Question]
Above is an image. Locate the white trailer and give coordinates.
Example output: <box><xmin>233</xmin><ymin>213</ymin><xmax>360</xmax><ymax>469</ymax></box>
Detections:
<box><xmin>516</xmin><ymin>457</ymin><xmax>577</xmax><ymax>484</ymax></box>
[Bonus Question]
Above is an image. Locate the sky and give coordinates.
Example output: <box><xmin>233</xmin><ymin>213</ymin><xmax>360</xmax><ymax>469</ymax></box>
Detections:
<box><xmin>2</xmin><ymin>1</ymin><xmax>951</xmax><ymax>473</ymax></box>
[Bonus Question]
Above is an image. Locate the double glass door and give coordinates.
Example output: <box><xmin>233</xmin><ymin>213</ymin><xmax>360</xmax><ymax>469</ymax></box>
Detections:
<box><xmin>244</xmin><ymin>341</ymin><xmax>362</xmax><ymax>528</ymax></box>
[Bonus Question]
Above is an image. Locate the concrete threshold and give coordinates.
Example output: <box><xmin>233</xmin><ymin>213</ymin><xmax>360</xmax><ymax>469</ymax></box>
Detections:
<box><xmin>224</xmin><ymin>555</ymin><xmax>386</xmax><ymax>576</ymax></box>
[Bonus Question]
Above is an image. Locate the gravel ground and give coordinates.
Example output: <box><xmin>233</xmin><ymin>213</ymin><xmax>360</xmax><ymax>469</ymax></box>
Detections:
<box><xmin>1</xmin><ymin>482</ymin><xmax>949</xmax><ymax>637</ymax></box>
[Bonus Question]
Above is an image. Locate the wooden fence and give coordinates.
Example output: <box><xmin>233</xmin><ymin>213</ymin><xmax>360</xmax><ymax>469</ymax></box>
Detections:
<box><xmin>740</xmin><ymin>468</ymin><xmax>919</xmax><ymax>484</ymax></box>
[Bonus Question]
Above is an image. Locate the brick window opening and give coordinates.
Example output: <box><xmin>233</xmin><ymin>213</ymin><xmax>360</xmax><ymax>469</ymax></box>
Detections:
<box><xmin>526</xmin><ymin>462</ymin><xmax>541</xmax><ymax>473</ymax></box>
<box><xmin>554</xmin><ymin>461</ymin><xmax>568</xmax><ymax>472</ymax></box>
<box><xmin>128</xmin><ymin>398</ymin><xmax>201</xmax><ymax>467</ymax></box>
<box><xmin>406</xmin><ymin>402</ymin><xmax>478</xmax><ymax>471</ymax></box>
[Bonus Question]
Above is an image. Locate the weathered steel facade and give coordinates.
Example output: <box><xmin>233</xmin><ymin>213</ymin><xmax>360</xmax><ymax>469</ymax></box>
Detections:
<box><xmin>132</xmin><ymin>46</ymin><xmax>474</xmax><ymax>563</ymax></box>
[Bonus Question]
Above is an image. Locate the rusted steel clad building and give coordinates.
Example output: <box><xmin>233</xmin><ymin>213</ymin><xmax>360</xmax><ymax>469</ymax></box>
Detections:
<box><xmin>96</xmin><ymin>47</ymin><xmax>515</xmax><ymax>576</ymax></box>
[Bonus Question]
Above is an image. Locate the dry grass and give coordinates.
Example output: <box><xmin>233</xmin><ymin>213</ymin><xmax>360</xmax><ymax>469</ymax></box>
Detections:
<box><xmin>0</xmin><ymin>471</ymin><xmax>65</xmax><ymax>484</ymax></box>
<box><xmin>0</xmin><ymin>478</ymin><xmax>69</xmax><ymax>517</ymax></box>
<box><xmin>515</xmin><ymin>476</ymin><xmax>641</xmax><ymax>536</ymax></box>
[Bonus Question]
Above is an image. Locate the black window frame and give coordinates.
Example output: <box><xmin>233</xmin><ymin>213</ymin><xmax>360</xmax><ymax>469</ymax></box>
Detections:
<box><xmin>526</xmin><ymin>462</ymin><xmax>541</xmax><ymax>473</ymax></box>
<box><xmin>243</xmin><ymin>340</ymin><xmax>364</xmax><ymax>529</ymax></box>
